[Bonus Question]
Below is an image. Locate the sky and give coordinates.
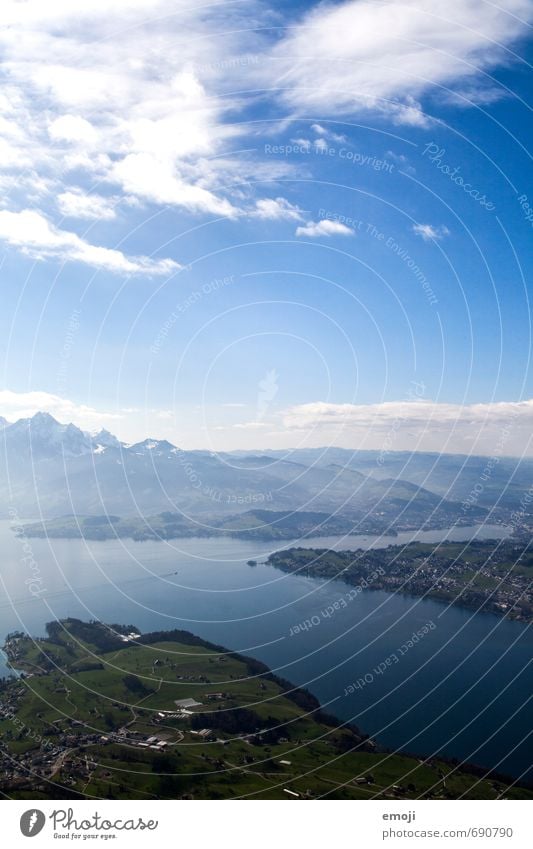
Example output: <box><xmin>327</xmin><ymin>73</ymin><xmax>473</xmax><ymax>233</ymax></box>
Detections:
<box><xmin>0</xmin><ymin>0</ymin><xmax>532</xmax><ymax>456</ymax></box>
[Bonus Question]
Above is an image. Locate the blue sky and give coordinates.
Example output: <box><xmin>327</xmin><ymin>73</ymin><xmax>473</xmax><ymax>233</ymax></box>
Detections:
<box><xmin>0</xmin><ymin>0</ymin><xmax>532</xmax><ymax>454</ymax></box>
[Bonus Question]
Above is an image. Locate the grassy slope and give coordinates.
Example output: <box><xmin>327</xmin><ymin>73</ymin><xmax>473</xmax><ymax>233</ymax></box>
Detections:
<box><xmin>0</xmin><ymin>619</ymin><xmax>530</xmax><ymax>801</ymax></box>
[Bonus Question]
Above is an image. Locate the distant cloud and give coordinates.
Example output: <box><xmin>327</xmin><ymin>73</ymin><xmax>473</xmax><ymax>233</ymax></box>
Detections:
<box><xmin>413</xmin><ymin>223</ymin><xmax>450</xmax><ymax>241</ymax></box>
<box><xmin>313</xmin><ymin>138</ymin><xmax>329</xmax><ymax>152</ymax></box>
<box><xmin>290</xmin><ymin>137</ymin><xmax>311</xmax><ymax>150</ymax></box>
<box><xmin>0</xmin><ymin>209</ymin><xmax>180</xmax><ymax>275</ymax></box>
<box><xmin>311</xmin><ymin>123</ymin><xmax>347</xmax><ymax>143</ymax></box>
<box><xmin>295</xmin><ymin>219</ymin><xmax>355</xmax><ymax>238</ymax></box>
<box><xmin>442</xmin><ymin>84</ymin><xmax>508</xmax><ymax>108</ymax></box>
<box><xmin>386</xmin><ymin>150</ymin><xmax>416</xmax><ymax>174</ymax></box>
<box><xmin>233</xmin><ymin>421</ymin><xmax>268</xmax><ymax>429</ymax></box>
<box><xmin>251</xmin><ymin>197</ymin><xmax>304</xmax><ymax>221</ymax></box>
<box><xmin>0</xmin><ymin>390</ymin><xmax>177</xmax><ymax>444</ymax></box>
<box><xmin>0</xmin><ymin>390</ymin><xmax>123</xmax><ymax>431</ymax></box>
<box><xmin>4</xmin><ymin>390</ymin><xmax>533</xmax><ymax>456</ymax></box>
<box><xmin>281</xmin><ymin>399</ymin><xmax>533</xmax><ymax>456</ymax></box>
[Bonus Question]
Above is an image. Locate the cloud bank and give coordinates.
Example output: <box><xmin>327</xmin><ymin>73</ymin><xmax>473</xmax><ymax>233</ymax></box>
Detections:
<box><xmin>281</xmin><ymin>399</ymin><xmax>533</xmax><ymax>456</ymax></box>
<box><xmin>3</xmin><ymin>390</ymin><xmax>533</xmax><ymax>456</ymax></box>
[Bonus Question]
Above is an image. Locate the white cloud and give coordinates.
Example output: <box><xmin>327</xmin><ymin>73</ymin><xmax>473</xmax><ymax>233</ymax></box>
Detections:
<box><xmin>57</xmin><ymin>189</ymin><xmax>117</xmax><ymax>220</ymax></box>
<box><xmin>4</xmin><ymin>390</ymin><xmax>533</xmax><ymax>456</ymax></box>
<box><xmin>281</xmin><ymin>399</ymin><xmax>533</xmax><ymax>456</ymax></box>
<box><xmin>413</xmin><ymin>223</ymin><xmax>450</xmax><ymax>241</ymax></box>
<box><xmin>311</xmin><ymin>123</ymin><xmax>347</xmax><ymax>143</ymax></box>
<box><xmin>233</xmin><ymin>421</ymin><xmax>269</xmax><ymax>429</ymax></box>
<box><xmin>252</xmin><ymin>197</ymin><xmax>304</xmax><ymax>221</ymax></box>
<box><xmin>314</xmin><ymin>138</ymin><xmax>329</xmax><ymax>152</ymax></box>
<box><xmin>290</xmin><ymin>137</ymin><xmax>311</xmax><ymax>150</ymax></box>
<box><xmin>295</xmin><ymin>219</ymin><xmax>355</xmax><ymax>238</ymax></box>
<box><xmin>0</xmin><ymin>209</ymin><xmax>179</xmax><ymax>275</ymax></box>
<box><xmin>0</xmin><ymin>0</ymin><xmax>262</xmax><ymax>236</ymax></box>
<box><xmin>441</xmin><ymin>83</ymin><xmax>510</xmax><ymax>108</ymax></box>
<box><xmin>0</xmin><ymin>389</ymin><xmax>185</xmax><ymax>444</ymax></box>
<box><xmin>48</xmin><ymin>115</ymin><xmax>99</xmax><ymax>145</ymax></box>
<box><xmin>0</xmin><ymin>0</ymin><xmax>530</xmax><ymax>277</ymax></box>
<box><xmin>112</xmin><ymin>153</ymin><xmax>238</xmax><ymax>217</ymax></box>
<box><xmin>0</xmin><ymin>0</ymin><xmax>167</xmax><ymax>26</ymax></box>
<box><xmin>268</xmin><ymin>0</ymin><xmax>533</xmax><ymax>123</ymax></box>
<box><xmin>386</xmin><ymin>149</ymin><xmax>416</xmax><ymax>175</ymax></box>
<box><xmin>0</xmin><ymin>390</ymin><xmax>123</xmax><ymax>431</ymax></box>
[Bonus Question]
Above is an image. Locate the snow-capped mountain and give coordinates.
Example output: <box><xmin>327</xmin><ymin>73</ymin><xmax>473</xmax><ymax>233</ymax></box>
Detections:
<box><xmin>92</xmin><ymin>428</ymin><xmax>123</xmax><ymax>451</ymax></box>
<box><xmin>128</xmin><ymin>438</ymin><xmax>178</xmax><ymax>457</ymax></box>
<box><xmin>0</xmin><ymin>411</ymin><xmax>492</xmax><ymax>524</ymax></box>
<box><xmin>2</xmin><ymin>412</ymin><xmax>93</xmax><ymax>458</ymax></box>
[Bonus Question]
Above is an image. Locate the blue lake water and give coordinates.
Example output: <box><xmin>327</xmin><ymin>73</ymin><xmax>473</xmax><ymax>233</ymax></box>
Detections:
<box><xmin>0</xmin><ymin>521</ymin><xmax>531</xmax><ymax>782</ymax></box>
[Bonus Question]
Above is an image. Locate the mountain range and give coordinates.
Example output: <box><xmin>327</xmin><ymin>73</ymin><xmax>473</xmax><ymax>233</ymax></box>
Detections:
<box><xmin>2</xmin><ymin>412</ymin><xmax>528</xmax><ymax>531</ymax></box>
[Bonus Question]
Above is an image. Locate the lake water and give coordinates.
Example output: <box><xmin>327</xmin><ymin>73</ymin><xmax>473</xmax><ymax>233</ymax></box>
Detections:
<box><xmin>0</xmin><ymin>521</ymin><xmax>531</xmax><ymax>782</ymax></box>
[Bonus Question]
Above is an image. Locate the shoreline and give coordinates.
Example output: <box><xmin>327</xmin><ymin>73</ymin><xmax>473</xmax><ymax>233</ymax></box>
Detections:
<box><xmin>1</xmin><ymin>619</ymin><xmax>531</xmax><ymax>797</ymax></box>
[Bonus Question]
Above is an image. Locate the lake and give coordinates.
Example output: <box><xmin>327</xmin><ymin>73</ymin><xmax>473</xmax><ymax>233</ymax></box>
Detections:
<box><xmin>0</xmin><ymin>520</ymin><xmax>531</xmax><ymax>782</ymax></box>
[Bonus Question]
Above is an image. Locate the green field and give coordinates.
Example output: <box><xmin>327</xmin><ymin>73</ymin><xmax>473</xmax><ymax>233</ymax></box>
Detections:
<box><xmin>0</xmin><ymin>619</ymin><xmax>530</xmax><ymax>800</ymax></box>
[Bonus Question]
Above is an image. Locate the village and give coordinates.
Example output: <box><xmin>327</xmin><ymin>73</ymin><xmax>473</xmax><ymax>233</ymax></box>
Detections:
<box><xmin>268</xmin><ymin>537</ymin><xmax>533</xmax><ymax>623</ymax></box>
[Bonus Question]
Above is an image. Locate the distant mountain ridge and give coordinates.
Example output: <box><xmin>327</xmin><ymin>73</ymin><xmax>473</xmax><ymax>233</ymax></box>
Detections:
<box><xmin>0</xmin><ymin>411</ymin><xmax>521</xmax><ymax>526</ymax></box>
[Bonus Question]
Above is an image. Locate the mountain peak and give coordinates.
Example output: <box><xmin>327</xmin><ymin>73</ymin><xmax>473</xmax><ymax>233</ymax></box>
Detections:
<box><xmin>29</xmin><ymin>411</ymin><xmax>60</xmax><ymax>428</ymax></box>
<box><xmin>93</xmin><ymin>428</ymin><xmax>121</xmax><ymax>449</ymax></box>
<box><xmin>129</xmin><ymin>437</ymin><xmax>177</xmax><ymax>455</ymax></box>
<box><xmin>5</xmin><ymin>411</ymin><xmax>92</xmax><ymax>457</ymax></box>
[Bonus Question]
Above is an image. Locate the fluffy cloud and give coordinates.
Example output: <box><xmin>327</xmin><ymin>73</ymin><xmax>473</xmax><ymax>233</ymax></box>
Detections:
<box><xmin>0</xmin><ymin>0</ymin><xmax>530</xmax><ymax>272</ymax></box>
<box><xmin>252</xmin><ymin>197</ymin><xmax>304</xmax><ymax>221</ymax></box>
<box><xmin>0</xmin><ymin>390</ymin><xmax>123</xmax><ymax>431</ymax></box>
<box><xmin>57</xmin><ymin>189</ymin><xmax>117</xmax><ymax>221</ymax></box>
<box><xmin>0</xmin><ymin>389</ymin><xmax>178</xmax><ymax>444</ymax></box>
<box><xmin>0</xmin><ymin>209</ymin><xmax>180</xmax><ymax>275</ymax></box>
<box><xmin>310</xmin><ymin>123</ymin><xmax>347</xmax><ymax>143</ymax></box>
<box><xmin>268</xmin><ymin>0</ymin><xmax>533</xmax><ymax>122</ymax></box>
<box><xmin>413</xmin><ymin>223</ymin><xmax>450</xmax><ymax>241</ymax></box>
<box><xmin>4</xmin><ymin>391</ymin><xmax>533</xmax><ymax>455</ymax></box>
<box><xmin>295</xmin><ymin>219</ymin><xmax>355</xmax><ymax>238</ymax></box>
<box><xmin>112</xmin><ymin>153</ymin><xmax>238</xmax><ymax>217</ymax></box>
<box><xmin>0</xmin><ymin>0</ymin><xmax>262</xmax><ymax>264</ymax></box>
<box><xmin>48</xmin><ymin>115</ymin><xmax>99</xmax><ymax>145</ymax></box>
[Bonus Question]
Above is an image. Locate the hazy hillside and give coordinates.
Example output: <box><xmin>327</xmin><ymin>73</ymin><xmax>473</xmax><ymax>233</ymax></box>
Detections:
<box><xmin>251</xmin><ymin>447</ymin><xmax>533</xmax><ymax>512</ymax></box>
<box><xmin>0</xmin><ymin>413</ymin><xmax>493</xmax><ymax>528</ymax></box>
